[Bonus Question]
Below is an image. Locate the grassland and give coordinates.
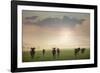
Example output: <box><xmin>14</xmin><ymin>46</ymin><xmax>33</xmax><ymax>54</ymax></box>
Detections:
<box><xmin>22</xmin><ymin>48</ymin><xmax>90</xmax><ymax>62</ymax></box>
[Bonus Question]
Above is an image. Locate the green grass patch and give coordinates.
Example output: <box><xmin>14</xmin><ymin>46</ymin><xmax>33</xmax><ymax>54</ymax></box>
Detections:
<box><xmin>22</xmin><ymin>48</ymin><xmax>90</xmax><ymax>62</ymax></box>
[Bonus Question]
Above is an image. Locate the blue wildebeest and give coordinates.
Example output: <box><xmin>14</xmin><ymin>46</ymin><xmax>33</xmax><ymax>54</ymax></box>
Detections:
<box><xmin>74</xmin><ymin>47</ymin><xmax>80</xmax><ymax>56</ymax></box>
<box><xmin>81</xmin><ymin>48</ymin><xmax>86</xmax><ymax>54</ymax></box>
<box><xmin>57</xmin><ymin>48</ymin><xmax>60</xmax><ymax>57</ymax></box>
<box><xmin>52</xmin><ymin>48</ymin><xmax>56</xmax><ymax>59</ymax></box>
<box><xmin>42</xmin><ymin>49</ymin><xmax>46</xmax><ymax>56</ymax></box>
<box><xmin>30</xmin><ymin>47</ymin><xmax>35</xmax><ymax>59</ymax></box>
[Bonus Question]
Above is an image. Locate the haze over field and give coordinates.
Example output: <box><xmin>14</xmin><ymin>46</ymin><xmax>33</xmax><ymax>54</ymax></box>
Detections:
<box><xmin>22</xmin><ymin>10</ymin><xmax>90</xmax><ymax>51</ymax></box>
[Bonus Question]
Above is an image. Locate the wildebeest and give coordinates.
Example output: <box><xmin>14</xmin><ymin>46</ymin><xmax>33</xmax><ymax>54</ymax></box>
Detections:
<box><xmin>81</xmin><ymin>48</ymin><xmax>85</xmax><ymax>54</ymax></box>
<box><xmin>52</xmin><ymin>48</ymin><xmax>56</xmax><ymax>59</ymax></box>
<box><xmin>42</xmin><ymin>49</ymin><xmax>46</xmax><ymax>56</ymax></box>
<box><xmin>57</xmin><ymin>48</ymin><xmax>60</xmax><ymax>57</ymax></box>
<box><xmin>30</xmin><ymin>47</ymin><xmax>35</xmax><ymax>59</ymax></box>
<box><xmin>74</xmin><ymin>47</ymin><xmax>80</xmax><ymax>56</ymax></box>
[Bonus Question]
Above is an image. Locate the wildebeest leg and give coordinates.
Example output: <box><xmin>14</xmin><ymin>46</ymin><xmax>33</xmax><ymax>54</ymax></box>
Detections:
<box><xmin>30</xmin><ymin>53</ymin><xmax>35</xmax><ymax>59</ymax></box>
<box><xmin>75</xmin><ymin>52</ymin><xmax>77</xmax><ymax>58</ymax></box>
<box><xmin>75</xmin><ymin>49</ymin><xmax>77</xmax><ymax>56</ymax></box>
<box><xmin>81</xmin><ymin>48</ymin><xmax>85</xmax><ymax>54</ymax></box>
<box><xmin>75</xmin><ymin>49</ymin><xmax>78</xmax><ymax>59</ymax></box>
<box><xmin>58</xmin><ymin>51</ymin><xmax>60</xmax><ymax>58</ymax></box>
<box><xmin>53</xmin><ymin>54</ymin><xmax>54</xmax><ymax>59</ymax></box>
<box><xmin>30</xmin><ymin>52</ymin><xmax>33</xmax><ymax>59</ymax></box>
<box><xmin>58</xmin><ymin>53</ymin><xmax>59</xmax><ymax>57</ymax></box>
<box><xmin>32</xmin><ymin>54</ymin><xmax>35</xmax><ymax>59</ymax></box>
<box><xmin>31</xmin><ymin>54</ymin><xmax>33</xmax><ymax>59</ymax></box>
<box><xmin>53</xmin><ymin>53</ymin><xmax>56</xmax><ymax>59</ymax></box>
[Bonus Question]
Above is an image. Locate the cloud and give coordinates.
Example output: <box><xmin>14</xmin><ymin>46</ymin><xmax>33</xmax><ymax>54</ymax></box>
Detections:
<box><xmin>37</xmin><ymin>16</ymin><xmax>85</xmax><ymax>28</ymax></box>
<box><xmin>23</xmin><ymin>16</ymin><xmax>38</xmax><ymax>24</ymax></box>
<box><xmin>23</xmin><ymin>16</ymin><xmax>90</xmax><ymax>49</ymax></box>
<box><xmin>24</xmin><ymin>16</ymin><xmax>85</xmax><ymax>28</ymax></box>
<box><xmin>73</xmin><ymin>19</ymin><xmax>90</xmax><ymax>37</ymax></box>
<box><xmin>25</xmin><ymin>16</ymin><xmax>38</xmax><ymax>20</ymax></box>
<box><xmin>62</xmin><ymin>16</ymin><xmax>85</xmax><ymax>26</ymax></box>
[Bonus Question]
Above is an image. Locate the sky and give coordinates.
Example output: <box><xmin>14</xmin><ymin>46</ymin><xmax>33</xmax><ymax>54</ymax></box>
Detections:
<box><xmin>22</xmin><ymin>10</ymin><xmax>90</xmax><ymax>51</ymax></box>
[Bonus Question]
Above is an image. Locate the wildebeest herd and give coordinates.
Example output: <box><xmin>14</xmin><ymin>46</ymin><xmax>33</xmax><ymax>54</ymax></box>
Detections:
<box><xmin>30</xmin><ymin>47</ymin><xmax>86</xmax><ymax>59</ymax></box>
<box><xmin>74</xmin><ymin>48</ymin><xmax>86</xmax><ymax>57</ymax></box>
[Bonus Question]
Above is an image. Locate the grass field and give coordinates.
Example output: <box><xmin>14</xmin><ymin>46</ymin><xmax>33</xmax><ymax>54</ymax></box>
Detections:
<box><xmin>22</xmin><ymin>48</ymin><xmax>90</xmax><ymax>62</ymax></box>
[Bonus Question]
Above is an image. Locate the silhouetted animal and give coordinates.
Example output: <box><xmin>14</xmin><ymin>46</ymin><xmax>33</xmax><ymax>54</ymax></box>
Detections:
<box><xmin>75</xmin><ymin>47</ymin><xmax>80</xmax><ymax>56</ymax></box>
<box><xmin>81</xmin><ymin>48</ymin><xmax>85</xmax><ymax>54</ymax></box>
<box><xmin>52</xmin><ymin>48</ymin><xmax>56</xmax><ymax>59</ymax></box>
<box><xmin>43</xmin><ymin>49</ymin><xmax>46</xmax><ymax>56</ymax></box>
<box><xmin>30</xmin><ymin>47</ymin><xmax>35</xmax><ymax>59</ymax></box>
<box><xmin>57</xmin><ymin>48</ymin><xmax>60</xmax><ymax>57</ymax></box>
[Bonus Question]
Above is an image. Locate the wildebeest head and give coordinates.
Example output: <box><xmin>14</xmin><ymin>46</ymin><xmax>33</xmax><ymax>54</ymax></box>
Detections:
<box><xmin>53</xmin><ymin>48</ymin><xmax>56</xmax><ymax>50</ymax></box>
